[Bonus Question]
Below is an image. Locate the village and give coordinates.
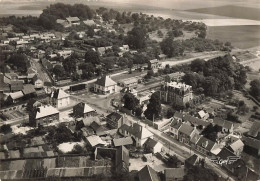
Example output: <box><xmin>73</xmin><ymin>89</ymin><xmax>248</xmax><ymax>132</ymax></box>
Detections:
<box><xmin>0</xmin><ymin>2</ymin><xmax>260</xmax><ymax>181</ymax></box>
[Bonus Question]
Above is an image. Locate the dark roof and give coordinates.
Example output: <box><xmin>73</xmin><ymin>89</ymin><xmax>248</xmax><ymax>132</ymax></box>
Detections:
<box><xmin>170</xmin><ymin>118</ymin><xmax>182</xmax><ymax>130</ymax></box>
<box><xmin>165</xmin><ymin>168</ymin><xmax>185</xmax><ymax>179</ymax></box>
<box><xmin>113</xmin><ymin>137</ymin><xmax>133</xmax><ymax>147</ymax></box>
<box><xmin>90</xmin><ymin>121</ymin><xmax>101</xmax><ymax>132</ymax></box>
<box><xmin>95</xmin><ymin>75</ymin><xmax>117</xmax><ymax>87</ymax></box>
<box><xmin>90</xmin><ymin>121</ymin><xmax>108</xmax><ymax>136</ymax></box>
<box><xmin>144</xmin><ymin>138</ymin><xmax>159</xmax><ymax>148</ymax></box>
<box><xmin>138</xmin><ymin>165</ymin><xmax>160</xmax><ymax>181</ymax></box>
<box><xmin>183</xmin><ymin>115</ymin><xmax>210</xmax><ymax>127</ymax></box>
<box><xmin>196</xmin><ymin>136</ymin><xmax>216</xmax><ymax>151</ymax></box>
<box><xmin>0</xmin><ymin>74</ymin><xmax>9</xmax><ymax>92</ymax></box>
<box><xmin>107</xmin><ymin>112</ymin><xmax>123</xmax><ymax>121</ymax></box>
<box><xmin>22</xmin><ymin>84</ymin><xmax>36</xmax><ymax>95</ymax></box>
<box><xmin>179</xmin><ymin>123</ymin><xmax>194</xmax><ymax>136</ymax></box>
<box><xmin>10</xmin><ymin>80</ymin><xmax>23</xmax><ymax>91</ymax></box>
<box><xmin>243</xmin><ymin>136</ymin><xmax>260</xmax><ymax>150</ymax></box>
<box><xmin>247</xmin><ymin>121</ymin><xmax>260</xmax><ymax>138</ymax></box>
<box><xmin>185</xmin><ymin>154</ymin><xmax>199</xmax><ymax>166</ymax></box>
<box><xmin>213</xmin><ymin>117</ymin><xmax>233</xmax><ymax>129</ymax></box>
<box><xmin>174</xmin><ymin>111</ymin><xmax>183</xmax><ymax>119</ymax></box>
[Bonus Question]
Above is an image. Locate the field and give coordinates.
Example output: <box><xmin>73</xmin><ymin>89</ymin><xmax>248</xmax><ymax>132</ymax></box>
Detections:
<box><xmin>207</xmin><ymin>26</ymin><xmax>260</xmax><ymax>49</ymax></box>
<box><xmin>187</xmin><ymin>5</ymin><xmax>260</xmax><ymax>21</ymax></box>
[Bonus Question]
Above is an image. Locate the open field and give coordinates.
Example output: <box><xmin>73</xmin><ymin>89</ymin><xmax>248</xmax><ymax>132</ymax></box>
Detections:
<box><xmin>207</xmin><ymin>26</ymin><xmax>260</xmax><ymax>49</ymax></box>
<box><xmin>187</xmin><ymin>5</ymin><xmax>260</xmax><ymax>21</ymax></box>
<box><xmin>191</xmin><ymin>19</ymin><xmax>260</xmax><ymax>27</ymax></box>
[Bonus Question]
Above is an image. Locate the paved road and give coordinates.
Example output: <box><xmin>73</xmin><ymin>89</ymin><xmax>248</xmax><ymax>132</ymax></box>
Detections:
<box><xmin>30</xmin><ymin>57</ymin><xmax>52</xmax><ymax>83</ymax></box>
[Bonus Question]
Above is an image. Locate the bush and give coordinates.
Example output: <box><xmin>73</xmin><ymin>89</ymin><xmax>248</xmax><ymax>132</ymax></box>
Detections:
<box><xmin>0</xmin><ymin>124</ymin><xmax>12</xmax><ymax>134</ymax></box>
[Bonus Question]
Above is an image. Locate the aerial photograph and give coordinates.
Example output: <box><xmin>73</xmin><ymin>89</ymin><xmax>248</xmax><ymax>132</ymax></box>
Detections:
<box><xmin>0</xmin><ymin>0</ymin><xmax>259</xmax><ymax>180</ymax></box>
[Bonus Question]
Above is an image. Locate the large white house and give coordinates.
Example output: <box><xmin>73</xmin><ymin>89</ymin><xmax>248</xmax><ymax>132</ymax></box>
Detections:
<box><xmin>51</xmin><ymin>89</ymin><xmax>70</xmax><ymax>109</ymax></box>
<box><xmin>94</xmin><ymin>75</ymin><xmax>117</xmax><ymax>95</ymax></box>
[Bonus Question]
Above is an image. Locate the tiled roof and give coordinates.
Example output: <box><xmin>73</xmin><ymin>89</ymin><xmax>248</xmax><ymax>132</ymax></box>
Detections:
<box><xmin>51</xmin><ymin>89</ymin><xmax>70</xmax><ymax>99</ymax></box>
<box><xmin>22</xmin><ymin>84</ymin><xmax>36</xmax><ymax>95</ymax></box>
<box><xmin>66</xmin><ymin>17</ymin><xmax>80</xmax><ymax>22</ymax></box>
<box><xmin>86</xmin><ymin>135</ymin><xmax>106</xmax><ymax>147</ymax></box>
<box><xmin>107</xmin><ymin>112</ymin><xmax>123</xmax><ymax>121</ymax></box>
<box><xmin>190</xmin><ymin>133</ymin><xmax>201</xmax><ymax>144</ymax></box>
<box><xmin>185</xmin><ymin>154</ymin><xmax>199</xmax><ymax>166</ymax></box>
<box><xmin>9</xmin><ymin>91</ymin><xmax>24</xmax><ymax>100</ymax></box>
<box><xmin>165</xmin><ymin>168</ymin><xmax>185</xmax><ymax>179</ymax></box>
<box><xmin>183</xmin><ymin>115</ymin><xmax>210</xmax><ymax>127</ymax></box>
<box><xmin>35</xmin><ymin>105</ymin><xmax>59</xmax><ymax>119</ymax></box>
<box><xmin>179</xmin><ymin>123</ymin><xmax>194</xmax><ymax>136</ymax></box>
<box><xmin>213</xmin><ymin>117</ymin><xmax>233</xmax><ymax>129</ymax></box>
<box><xmin>113</xmin><ymin>137</ymin><xmax>133</xmax><ymax>147</ymax></box>
<box><xmin>229</xmin><ymin>139</ymin><xmax>244</xmax><ymax>152</ymax></box>
<box><xmin>138</xmin><ymin>165</ymin><xmax>160</xmax><ymax>181</ymax></box>
<box><xmin>170</xmin><ymin>118</ymin><xmax>182</xmax><ymax>130</ymax></box>
<box><xmin>243</xmin><ymin>136</ymin><xmax>260</xmax><ymax>149</ymax></box>
<box><xmin>95</xmin><ymin>75</ymin><xmax>117</xmax><ymax>87</ymax></box>
<box><xmin>196</xmin><ymin>136</ymin><xmax>216</xmax><ymax>151</ymax></box>
<box><xmin>247</xmin><ymin>121</ymin><xmax>260</xmax><ymax>138</ymax></box>
<box><xmin>144</xmin><ymin>138</ymin><xmax>161</xmax><ymax>148</ymax></box>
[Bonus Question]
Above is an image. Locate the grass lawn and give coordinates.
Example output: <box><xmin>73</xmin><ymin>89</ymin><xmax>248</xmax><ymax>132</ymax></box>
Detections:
<box><xmin>207</xmin><ymin>25</ymin><xmax>260</xmax><ymax>49</ymax></box>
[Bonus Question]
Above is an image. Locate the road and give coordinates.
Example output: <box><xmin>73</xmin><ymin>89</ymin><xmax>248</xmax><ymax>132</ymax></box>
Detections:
<box><xmin>56</xmin><ymin>51</ymin><xmax>226</xmax><ymax>90</ymax></box>
<box><xmin>125</xmin><ymin>115</ymin><xmax>236</xmax><ymax>181</ymax></box>
<box><xmin>29</xmin><ymin>57</ymin><xmax>52</xmax><ymax>83</ymax></box>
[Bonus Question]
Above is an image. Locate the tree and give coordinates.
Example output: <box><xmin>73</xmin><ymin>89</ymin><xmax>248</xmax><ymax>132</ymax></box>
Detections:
<box><xmin>62</xmin><ymin>55</ymin><xmax>77</xmax><ymax>74</ymax></box>
<box><xmin>53</xmin><ymin>65</ymin><xmax>66</xmax><ymax>79</ymax></box>
<box><xmin>7</xmin><ymin>53</ymin><xmax>29</xmax><ymax>73</ymax></box>
<box><xmin>203</xmin><ymin>76</ymin><xmax>219</xmax><ymax>96</ymax></box>
<box><xmin>126</xmin><ymin>26</ymin><xmax>147</xmax><ymax>49</ymax></box>
<box><xmin>135</xmin><ymin>107</ymin><xmax>143</xmax><ymax>117</ymax></box>
<box><xmin>250</xmin><ymin>79</ymin><xmax>260</xmax><ymax>100</ymax></box>
<box><xmin>87</xmin><ymin>27</ymin><xmax>94</xmax><ymax>38</ymax></box>
<box><xmin>184</xmin><ymin>165</ymin><xmax>219</xmax><ymax>181</ymax></box>
<box><xmin>85</xmin><ymin>49</ymin><xmax>100</xmax><ymax>65</ymax></box>
<box><xmin>160</xmin><ymin>38</ymin><xmax>184</xmax><ymax>57</ymax></box>
<box><xmin>190</xmin><ymin>59</ymin><xmax>205</xmax><ymax>73</ymax></box>
<box><xmin>123</xmin><ymin>93</ymin><xmax>139</xmax><ymax>111</ymax></box>
<box><xmin>0</xmin><ymin>124</ymin><xmax>12</xmax><ymax>134</ymax></box>
<box><xmin>26</xmin><ymin>98</ymin><xmax>37</xmax><ymax>112</ymax></box>
<box><xmin>166</xmin><ymin>108</ymin><xmax>175</xmax><ymax>118</ymax></box>
<box><xmin>144</xmin><ymin>92</ymin><xmax>162</xmax><ymax>120</ymax></box>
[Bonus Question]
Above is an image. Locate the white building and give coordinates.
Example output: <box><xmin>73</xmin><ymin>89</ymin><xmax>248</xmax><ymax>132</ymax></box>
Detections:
<box><xmin>51</xmin><ymin>89</ymin><xmax>70</xmax><ymax>109</ymax></box>
<box><xmin>94</xmin><ymin>75</ymin><xmax>117</xmax><ymax>95</ymax></box>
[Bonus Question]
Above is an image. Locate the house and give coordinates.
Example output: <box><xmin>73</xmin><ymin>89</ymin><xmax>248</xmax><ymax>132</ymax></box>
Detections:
<box><xmin>66</xmin><ymin>17</ymin><xmax>80</xmax><ymax>26</ymax></box>
<box><xmin>178</xmin><ymin>123</ymin><xmax>196</xmax><ymax>145</ymax></box>
<box><xmin>83</xmin><ymin>20</ymin><xmax>96</xmax><ymax>26</ymax></box>
<box><xmin>184</xmin><ymin>154</ymin><xmax>200</xmax><ymax>170</ymax></box>
<box><xmin>51</xmin><ymin>89</ymin><xmax>70</xmax><ymax>109</ymax></box>
<box><xmin>158</xmin><ymin>54</ymin><xmax>167</xmax><ymax>60</ymax></box>
<box><xmin>22</xmin><ymin>84</ymin><xmax>36</xmax><ymax>98</ymax></box>
<box><xmin>190</xmin><ymin>133</ymin><xmax>202</xmax><ymax>149</ymax></box>
<box><xmin>8</xmin><ymin>150</ymin><xmax>20</xmax><ymax>159</ymax></box>
<box><xmin>243</xmin><ymin>136</ymin><xmax>260</xmax><ymax>157</ymax></box>
<box><xmin>147</xmin><ymin>59</ymin><xmax>161</xmax><ymax>72</ymax></box>
<box><xmin>119</xmin><ymin>45</ymin><xmax>129</xmax><ymax>52</ymax></box>
<box><xmin>57</xmin><ymin>50</ymin><xmax>73</xmax><ymax>58</ymax></box>
<box><xmin>90</xmin><ymin>121</ymin><xmax>108</xmax><ymax>136</ymax></box>
<box><xmin>106</xmin><ymin>112</ymin><xmax>124</xmax><ymax>129</ymax></box>
<box><xmin>113</xmin><ymin>137</ymin><xmax>133</xmax><ymax>147</ymax></box>
<box><xmin>138</xmin><ymin>165</ymin><xmax>160</xmax><ymax>181</ymax></box>
<box><xmin>6</xmin><ymin>91</ymin><xmax>24</xmax><ymax>103</ymax></box>
<box><xmin>198</xmin><ymin>110</ymin><xmax>209</xmax><ymax>120</ymax></box>
<box><xmin>144</xmin><ymin>138</ymin><xmax>163</xmax><ymax>154</ymax></box>
<box><xmin>213</xmin><ymin>117</ymin><xmax>234</xmax><ymax>133</ymax></box>
<box><xmin>160</xmin><ymin>81</ymin><xmax>193</xmax><ymax>107</ymax></box>
<box><xmin>73</xmin><ymin>102</ymin><xmax>96</xmax><ymax>118</ymax></box>
<box><xmin>94</xmin><ymin>75</ymin><xmax>117</xmax><ymax>95</ymax></box>
<box><xmin>4</xmin><ymin>73</ymin><xmax>19</xmax><ymax>84</ymax></box>
<box><xmin>195</xmin><ymin>136</ymin><xmax>217</xmax><ymax>156</ymax></box>
<box><xmin>227</xmin><ymin>139</ymin><xmax>244</xmax><ymax>156</ymax></box>
<box><xmin>247</xmin><ymin>121</ymin><xmax>260</xmax><ymax>139</ymax></box>
<box><xmin>85</xmin><ymin>135</ymin><xmax>106</xmax><ymax>147</ymax></box>
<box><xmin>119</xmin><ymin>123</ymin><xmax>154</xmax><ymax>147</ymax></box>
<box><xmin>183</xmin><ymin>115</ymin><xmax>210</xmax><ymax>129</ymax></box>
<box><xmin>29</xmin><ymin>105</ymin><xmax>59</xmax><ymax>127</ymax></box>
<box><xmin>169</xmin><ymin>118</ymin><xmax>182</xmax><ymax>139</ymax></box>
<box><xmin>10</xmin><ymin>80</ymin><xmax>23</xmax><ymax>92</ymax></box>
<box><xmin>117</xmin><ymin>77</ymin><xmax>138</xmax><ymax>88</ymax></box>
<box><xmin>165</xmin><ymin>168</ymin><xmax>185</xmax><ymax>181</ymax></box>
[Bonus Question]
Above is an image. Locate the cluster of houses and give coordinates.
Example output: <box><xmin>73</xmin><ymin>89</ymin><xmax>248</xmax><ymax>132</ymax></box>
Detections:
<box><xmin>0</xmin><ymin>72</ymin><xmax>45</xmax><ymax>104</ymax></box>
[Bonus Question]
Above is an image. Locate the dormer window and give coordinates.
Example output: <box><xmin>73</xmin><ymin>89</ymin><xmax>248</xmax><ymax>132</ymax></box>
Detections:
<box><xmin>202</xmin><ymin>141</ymin><xmax>208</xmax><ymax>148</ymax></box>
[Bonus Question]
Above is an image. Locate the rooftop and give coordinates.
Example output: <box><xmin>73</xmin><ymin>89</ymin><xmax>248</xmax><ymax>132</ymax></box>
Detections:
<box><xmin>178</xmin><ymin>123</ymin><xmax>194</xmax><ymax>136</ymax></box>
<box><xmin>113</xmin><ymin>137</ymin><xmax>133</xmax><ymax>147</ymax></box>
<box><xmin>95</xmin><ymin>75</ymin><xmax>117</xmax><ymax>87</ymax></box>
<box><xmin>138</xmin><ymin>165</ymin><xmax>160</xmax><ymax>181</ymax></box>
<box><xmin>35</xmin><ymin>105</ymin><xmax>59</xmax><ymax>119</ymax></box>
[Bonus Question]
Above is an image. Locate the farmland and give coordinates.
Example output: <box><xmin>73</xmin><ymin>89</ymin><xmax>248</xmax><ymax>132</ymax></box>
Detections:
<box><xmin>207</xmin><ymin>25</ymin><xmax>260</xmax><ymax>49</ymax></box>
<box><xmin>187</xmin><ymin>5</ymin><xmax>260</xmax><ymax>21</ymax></box>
